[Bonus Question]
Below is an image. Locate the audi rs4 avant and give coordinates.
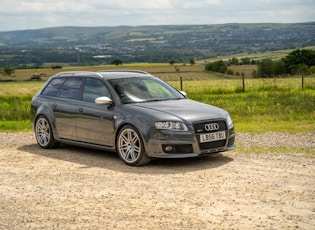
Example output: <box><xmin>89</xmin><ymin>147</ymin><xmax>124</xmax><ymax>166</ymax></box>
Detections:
<box><xmin>31</xmin><ymin>70</ymin><xmax>235</xmax><ymax>166</ymax></box>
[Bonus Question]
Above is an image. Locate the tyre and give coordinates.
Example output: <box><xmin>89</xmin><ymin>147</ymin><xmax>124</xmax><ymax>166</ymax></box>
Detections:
<box><xmin>116</xmin><ymin>125</ymin><xmax>151</xmax><ymax>166</ymax></box>
<box><xmin>35</xmin><ymin>116</ymin><xmax>59</xmax><ymax>149</ymax></box>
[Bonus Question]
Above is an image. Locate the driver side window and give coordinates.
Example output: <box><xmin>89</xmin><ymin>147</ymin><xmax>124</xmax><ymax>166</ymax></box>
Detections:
<box><xmin>82</xmin><ymin>78</ymin><xmax>111</xmax><ymax>103</ymax></box>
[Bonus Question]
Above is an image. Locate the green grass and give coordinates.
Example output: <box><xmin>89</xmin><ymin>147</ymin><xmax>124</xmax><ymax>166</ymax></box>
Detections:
<box><xmin>187</xmin><ymin>89</ymin><xmax>315</xmax><ymax>133</ymax></box>
<box><xmin>0</xmin><ymin>74</ymin><xmax>314</xmax><ymax>134</ymax></box>
<box><xmin>0</xmin><ymin>95</ymin><xmax>33</xmax><ymax>131</ymax></box>
<box><xmin>0</xmin><ymin>120</ymin><xmax>32</xmax><ymax>132</ymax></box>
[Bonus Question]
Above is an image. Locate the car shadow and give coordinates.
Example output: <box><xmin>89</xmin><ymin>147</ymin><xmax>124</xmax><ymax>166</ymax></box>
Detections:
<box><xmin>18</xmin><ymin>143</ymin><xmax>233</xmax><ymax>175</ymax></box>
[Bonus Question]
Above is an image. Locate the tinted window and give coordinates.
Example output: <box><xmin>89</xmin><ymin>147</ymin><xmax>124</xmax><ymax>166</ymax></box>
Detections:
<box><xmin>82</xmin><ymin>78</ymin><xmax>111</xmax><ymax>103</ymax></box>
<box><xmin>59</xmin><ymin>78</ymin><xmax>83</xmax><ymax>100</ymax></box>
<box><xmin>41</xmin><ymin>78</ymin><xmax>66</xmax><ymax>96</ymax></box>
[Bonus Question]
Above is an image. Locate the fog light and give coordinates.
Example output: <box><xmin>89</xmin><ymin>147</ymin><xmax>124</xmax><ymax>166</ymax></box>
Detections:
<box><xmin>165</xmin><ymin>146</ymin><xmax>173</xmax><ymax>152</ymax></box>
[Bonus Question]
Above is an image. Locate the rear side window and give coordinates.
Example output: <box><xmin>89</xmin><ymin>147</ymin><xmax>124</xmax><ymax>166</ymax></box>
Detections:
<box><xmin>41</xmin><ymin>78</ymin><xmax>66</xmax><ymax>96</ymax></box>
<box><xmin>59</xmin><ymin>78</ymin><xmax>83</xmax><ymax>100</ymax></box>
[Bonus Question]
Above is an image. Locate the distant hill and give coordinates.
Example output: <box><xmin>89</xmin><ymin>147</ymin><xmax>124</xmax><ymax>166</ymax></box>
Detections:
<box><xmin>0</xmin><ymin>23</ymin><xmax>314</xmax><ymax>67</ymax></box>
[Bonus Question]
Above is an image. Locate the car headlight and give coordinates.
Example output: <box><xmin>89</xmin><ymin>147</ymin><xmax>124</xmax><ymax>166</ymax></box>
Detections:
<box><xmin>155</xmin><ymin>121</ymin><xmax>188</xmax><ymax>131</ymax></box>
<box><xmin>226</xmin><ymin>113</ymin><xmax>233</xmax><ymax>126</ymax></box>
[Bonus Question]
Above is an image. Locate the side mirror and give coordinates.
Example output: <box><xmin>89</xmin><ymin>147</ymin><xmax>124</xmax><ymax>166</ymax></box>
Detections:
<box><xmin>95</xmin><ymin>96</ymin><xmax>112</xmax><ymax>105</ymax></box>
<box><xmin>180</xmin><ymin>91</ymin><xmax>187</xmax><ymax>97</ymax></box>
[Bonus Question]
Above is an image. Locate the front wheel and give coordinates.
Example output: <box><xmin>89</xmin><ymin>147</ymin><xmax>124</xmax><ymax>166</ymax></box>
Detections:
<box><xmin>35</xmin><ymin>116</ymin><xmax>59</xmax><ymax>149</ymax></box>
<box><xmin>116</xmin><ymin>125</ymin><xmax>150</xmax><ymax>166</ymax></box>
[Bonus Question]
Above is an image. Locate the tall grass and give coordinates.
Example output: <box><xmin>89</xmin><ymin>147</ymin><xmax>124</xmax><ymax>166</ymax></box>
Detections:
<box><xmin>0</xmin><ymin>77</ymin><xmax>314</xmax><ymax>133</ymax></box>
<box><xmin>189</xmin><ymin>90</ymin><xmax>315</xmax><ymax>122</ymax></box>
<box><xmin>0</xmin><ymin>95</ymin><xmax>33</xmax><ymax>131</ymax></box>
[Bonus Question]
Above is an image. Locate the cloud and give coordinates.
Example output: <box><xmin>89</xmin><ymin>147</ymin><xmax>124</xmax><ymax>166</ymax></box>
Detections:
<box><xmin>0</xmin><ymin>0</ymin><xmax>314</xmax><ymax>31</ymax></box>
<box><xmin>19</xmin><ymin>1</ymin><xmax>94</xmax><ymax>13</ymax></box>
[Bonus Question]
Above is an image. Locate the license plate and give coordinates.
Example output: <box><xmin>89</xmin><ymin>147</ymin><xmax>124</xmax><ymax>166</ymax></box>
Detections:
<box><xmin>200</xmin><ymin>131</ymin><xmax>226</xmax><ymax>143</ymax></box>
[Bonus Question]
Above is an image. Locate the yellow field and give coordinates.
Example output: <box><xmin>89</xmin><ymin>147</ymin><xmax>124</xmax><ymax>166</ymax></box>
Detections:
<box><xmin>228</xmin><ymin>65</ymin><xmax>257</xmax><ymax>78</ymax></box>
<box><xmin>0</xmin><ymin>64</ymin><xmax>205</xmax><ymax>81</ymax></box>
<box><xmin>1</xmin><ymin>63</ymin><xmax>314</xmax><ymax>96</ymax></box>
<box><xmin>199</xmin><ymin>46</ymin><xmax>315</xmax><ymax>63</ymax></box>
<box><xmin>1</xmin><ymin>74</ymin><xmax>314</xmax><ymax>97</ymax></box>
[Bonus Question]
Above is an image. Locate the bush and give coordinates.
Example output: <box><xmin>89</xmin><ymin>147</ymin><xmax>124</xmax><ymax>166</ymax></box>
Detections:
<box><xmin>51</xmin><ymin>65</ymin><xmax>62</xmax><ymax>69</ymax></box>
<box><xmin>1</xmin><ymin>67</ymin><xmax>15</xmax><ymax>76</ymax></box>
<box><xmin>205</xmin><ymin>60</ymin><xmax>227</xmax><ymax>73</ymax></box>
<box><xmin>226</xmin><ymin>69</ymin><xmax>234</xmax><ymax>75</ymax></box>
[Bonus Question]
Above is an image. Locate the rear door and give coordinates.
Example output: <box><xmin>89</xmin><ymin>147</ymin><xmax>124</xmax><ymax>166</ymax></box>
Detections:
<box><xmin>53</xmin><ymin>77</ymin><xmax>83</xmax><ymax>140</ymax></box>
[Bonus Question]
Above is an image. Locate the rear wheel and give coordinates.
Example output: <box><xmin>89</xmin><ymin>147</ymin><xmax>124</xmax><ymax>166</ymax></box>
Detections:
<box><xmin>116</xmin><ymin>125</ymin><xmax>150</xmax><ymax>166</ymax></box>
<box><xmin>35</xmin><ymin>116</ymin><xmax>59</xmax><ymax>149</ymax></box>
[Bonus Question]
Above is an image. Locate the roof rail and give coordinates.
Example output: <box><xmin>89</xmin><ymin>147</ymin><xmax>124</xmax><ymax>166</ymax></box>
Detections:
<box><xmin>98</xmin><ymin>70</ymin><xmax>149</xmax><ymax>75</ymax></box>
<box><xmin>54</xmin><ymin>71</ymin><xmax>96</xmax><ymax>77</ymax></box>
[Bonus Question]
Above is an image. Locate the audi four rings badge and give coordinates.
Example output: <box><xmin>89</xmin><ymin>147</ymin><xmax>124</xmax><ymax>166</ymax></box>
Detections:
<box><xmin>204</xmin><ymin>123</ymin><xmax>220</xmax><ymax>131</ymax></box>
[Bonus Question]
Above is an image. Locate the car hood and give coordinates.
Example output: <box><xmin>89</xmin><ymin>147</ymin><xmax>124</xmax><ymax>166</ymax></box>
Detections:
<box><xmin>129</xmin><ymin>99</ymin><xmax>228</xmax><ymax>124</ymax></box>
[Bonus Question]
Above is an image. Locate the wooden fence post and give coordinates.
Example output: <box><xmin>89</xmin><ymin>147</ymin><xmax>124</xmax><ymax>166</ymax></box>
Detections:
<box><xmin>180</xmin><ymin>77</ymin><xmax>183</xmax><ymax>91</ymax></box>
<box><xmin>241</xmin><ymin>72</ymin><xmax>245</xmax><ymax>92</ymax></box>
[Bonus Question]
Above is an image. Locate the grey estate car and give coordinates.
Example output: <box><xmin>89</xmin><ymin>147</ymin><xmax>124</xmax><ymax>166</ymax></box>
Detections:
<box><xmin>31</xmin><ymin>70</ymin><xmax>235</xmax><ymax>166</ymax></box>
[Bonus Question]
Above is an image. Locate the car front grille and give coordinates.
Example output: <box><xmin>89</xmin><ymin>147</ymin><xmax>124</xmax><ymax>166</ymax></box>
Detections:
<box><xmin>193</xmin><ymin>120</ymin><xmax>227</xmax><ymax>150</ymax></box>
<box><xmin>193</xmin><ymin>120</ymin><xmax>227</xmax><ymax>133</ymax></box>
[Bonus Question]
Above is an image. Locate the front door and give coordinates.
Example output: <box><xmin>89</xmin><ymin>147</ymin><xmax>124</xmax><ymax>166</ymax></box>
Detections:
<box><xmin>76</xmin><ymin>78</ymin><xmax>115</xmax><ymax>146</ymax></box>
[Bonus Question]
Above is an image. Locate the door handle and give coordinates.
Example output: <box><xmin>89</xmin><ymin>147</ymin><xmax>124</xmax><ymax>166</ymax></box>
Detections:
<box><xmin>78</xmin><ymin>107</ymin><xmax>84</xmax><ymax>112</ymax></box>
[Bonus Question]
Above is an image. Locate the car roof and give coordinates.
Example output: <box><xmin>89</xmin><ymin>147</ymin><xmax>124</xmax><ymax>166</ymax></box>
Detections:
<box><xmin>53</xmin><ymin>70</ymin><xmax>153</xmax><ymax>80</ymax></box>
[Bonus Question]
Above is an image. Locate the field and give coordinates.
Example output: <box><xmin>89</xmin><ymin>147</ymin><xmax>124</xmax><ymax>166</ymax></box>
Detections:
<box><xmin>200</xmin><ymin>46</ymin><xmax>315</xmax><ymax>63</ymax></box>
<box><xmin>0</xmin><ymin>64</ymin><xmax>315</xmax><ymax>133</ymax></box>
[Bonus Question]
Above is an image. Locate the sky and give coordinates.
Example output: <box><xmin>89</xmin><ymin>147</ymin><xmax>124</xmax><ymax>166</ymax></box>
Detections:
<box><xmin>0</xmin><ymin>0</ymin><xmax>314</xmax><ymax>31</ymax></box>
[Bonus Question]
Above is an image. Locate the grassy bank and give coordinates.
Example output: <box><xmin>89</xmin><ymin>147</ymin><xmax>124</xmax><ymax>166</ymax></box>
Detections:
<box><xmin>0</xmin><ymin>95</ymin><xmax>33</xmax><ymax>131</ymax></box>
<box><xmin>0</xmin><ymin>80</ymin><xmax>314</xmax><ymax>133</ymax></box>
<box><xmin>188</xmin><ymin>89</ymin><xmax>315</xmax><ymax>133</ymax></box>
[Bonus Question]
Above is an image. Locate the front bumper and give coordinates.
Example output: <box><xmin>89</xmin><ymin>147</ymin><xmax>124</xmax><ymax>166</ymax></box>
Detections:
<box><xmin>144</xmin><ymin>125</ymin><xmax>235</xmax><ymax>158</ymax></box>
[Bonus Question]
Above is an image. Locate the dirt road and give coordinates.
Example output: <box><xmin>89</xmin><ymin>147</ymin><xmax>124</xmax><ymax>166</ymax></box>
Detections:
<box><xmin>0</xmin><ymin>132</ymin><xmax>314</xmax><ymax>229</ymax></box>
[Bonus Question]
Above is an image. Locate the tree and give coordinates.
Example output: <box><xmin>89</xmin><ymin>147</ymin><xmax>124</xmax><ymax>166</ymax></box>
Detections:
<box><xmin>2</xmin><ymin>67</ymin><xmax>15</xmax><ymax>77</ymax></box>
<box><xmin>240</xmin><ymin>58</ymin><xmax>251</xmax><ymax>65</ymax></box>
<box><xmin>189</xmin><ymin>59</ymin><xmax>195</xmax><ymax>66</ymax></box>
<box><xmin>111</xmin><ymin>59</ymin><xmax>122</xmax><ymax>66</ymax></box>
<box><xmin>226</xmin><ymin>69</ymin><xmax>234</xmax><ymax>75</ymax></box>
<box><xmin>296</xmin><ymin>64</ymin><xmax>311</xmax><ymax>75</ymax></box>
<box><xmin>229</xmin><ymin>57</ymin><xmax>239</xmax><ymax>65</ymax></box>
<box><xmin>205</xmin><ymin>60</ymin><xmax>227</xmax><ymax>73</ymax></box>
<box><xmin>256</xmin><ymin>59</ymin><xmax>284</xmax><ymax>77</ymax></box>
<box><xmin>169</xmin><ymin>60</ymin><xmax>176</xmax><ymax>66</ymax></box>
<box><xmin>282</xmin><ymin>49</ymin><xmax>315</xmax><ymax>74</ymax></box>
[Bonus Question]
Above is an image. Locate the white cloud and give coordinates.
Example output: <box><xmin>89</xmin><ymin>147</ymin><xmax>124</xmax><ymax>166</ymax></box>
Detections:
<box><xmin>19</xmin><ymin>1</ymin><xmax>94</xmax><ymax>13</ymax></box>
<box><xmin>0</xmin><ymin>0</ymin><xmax>314</xmax><ymax>31</ymax></box>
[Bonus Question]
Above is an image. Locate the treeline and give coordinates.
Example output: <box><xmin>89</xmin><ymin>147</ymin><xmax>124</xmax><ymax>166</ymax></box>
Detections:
<box><xmin>254</xmin><ymin>49</ymin><xmax>315</xmax><ymax>77</ymax></box>
<box><xmin>205</xmin><ymin>49</ymin><xmax>315</xmax><ymax>77</ymax></box>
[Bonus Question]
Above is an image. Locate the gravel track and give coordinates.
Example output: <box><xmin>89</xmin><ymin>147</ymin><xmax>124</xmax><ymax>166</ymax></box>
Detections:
<box><xmin>0</xmin><ymin>132</ymin><xmax>314</xmax><ymax>229</ymax></box>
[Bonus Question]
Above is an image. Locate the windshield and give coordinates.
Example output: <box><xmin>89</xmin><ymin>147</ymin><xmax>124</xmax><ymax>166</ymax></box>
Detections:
<box><xmin>108</xmin><ymin>77</ymin><xmax>185</xmax><ymax>104</ymax></box>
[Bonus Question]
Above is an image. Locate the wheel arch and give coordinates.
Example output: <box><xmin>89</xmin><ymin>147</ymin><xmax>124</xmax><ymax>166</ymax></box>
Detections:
<box><xmin>115</xmin><ymin>123</ymin><xmax>151</xmax><ymax>166</ymax></box>
<box><xmin>34</xmin><ymin>105</ymin><xmax>59</xmax><ymax>139</ymax></box>
<box><xmin>114</xmin><ymin>123</ymin><xmax>147</xmax><ymax>152</ymax></box>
